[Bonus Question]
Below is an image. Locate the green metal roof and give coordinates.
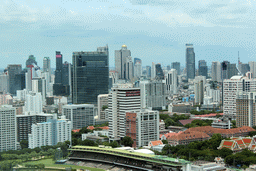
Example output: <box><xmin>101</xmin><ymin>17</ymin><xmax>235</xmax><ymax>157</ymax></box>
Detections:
<box><xmin>70</xmin><ymin>146</ymin><xmax>190</xmax><ymax>167</ymax></box>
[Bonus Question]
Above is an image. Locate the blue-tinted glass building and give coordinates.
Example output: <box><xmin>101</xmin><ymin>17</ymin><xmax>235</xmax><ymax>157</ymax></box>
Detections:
<box><xmin>186</xmin><ymin>44</ymin><xmax>195</xmax><ymax>80</ymax></box>
<box><xmin>72</xmin><ymin>45</ymin><xmax>109</xmax><ymax>104</ymax></box>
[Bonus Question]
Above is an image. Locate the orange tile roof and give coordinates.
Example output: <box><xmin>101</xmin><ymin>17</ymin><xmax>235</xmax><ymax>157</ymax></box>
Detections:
<box><xmin>98</xmin><ymin>126</ymin><xmax>109</xmax><ymax>130</ymax></box>
<box><xmin>87</xmin><ymin>126</ymin><xmax>95</xmax><ymax>130</ymax></box>
<box><xmin>223</xmin><ymin>141</ymin><xmax>233</xmax><ymax>147</ymax></box>
<box><xmin>167</xmin><ymin>131</ymin><xmax>210</xmax><ymax>141</ymax></box>
<box><xmin>150</xmin><ymin>140</ymin><xmax>163</xmax><ymax>146</ymax></box>
<box><xmin>72</xmin><ymin>129</ymin><xmax>80</xmax><ymax>133</ymax></box>
<box><xmin>243</xmin><ymin>138</ymin><xmax>252</xmax><ymax>144</ymax></box>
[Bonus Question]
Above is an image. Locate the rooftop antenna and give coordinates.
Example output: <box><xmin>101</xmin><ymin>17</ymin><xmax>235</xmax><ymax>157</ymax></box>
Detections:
<box><xmin>238</xmin><ymin>51</ymin><xmax>240</xmax><ymax>65</ymax></box>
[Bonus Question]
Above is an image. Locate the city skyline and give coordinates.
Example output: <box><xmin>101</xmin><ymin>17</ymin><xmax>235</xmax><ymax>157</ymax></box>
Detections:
<box><xmin>1</xmin><ymin>0</ymin><xmax>256</xmax><ymax>68</ymax></box>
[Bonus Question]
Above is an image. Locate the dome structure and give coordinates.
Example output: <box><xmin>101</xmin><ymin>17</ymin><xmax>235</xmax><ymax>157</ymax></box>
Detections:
<box><xmin>122</xmin><ymin>44</ymin><xmax>127</xmax><ymax>48</ymax></box>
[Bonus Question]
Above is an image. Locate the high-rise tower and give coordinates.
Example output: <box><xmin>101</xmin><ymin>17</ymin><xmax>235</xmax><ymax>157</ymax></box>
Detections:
<box><xmin>72</xmin><ymin>45</ymin><xmax>109</xmax><ymax>104</ymax></box>
<box><xmin>186</xmin><ymin>44</ymin><xmax>195</xmax><ymax>80</ymax></box>
<box><xmin>115</xmin><ymin>45</ymin><xmax>131</xmax><ymax>79</ymax></box>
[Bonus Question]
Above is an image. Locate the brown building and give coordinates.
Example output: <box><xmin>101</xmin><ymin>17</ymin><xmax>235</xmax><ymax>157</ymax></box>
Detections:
<box><xmin>168</xmin><ymin>131</ymin><xmax>210</xmax><ymax>146</ymax></box>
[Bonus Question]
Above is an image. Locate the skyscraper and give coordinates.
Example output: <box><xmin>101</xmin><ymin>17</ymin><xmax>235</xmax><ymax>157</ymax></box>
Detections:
<box><xmin>108</xmin><ymin>85</ymin><xmax>141</xmax><ymax>141</ymax></box>
<box><xmin>72</xmin><ymin>45</ymin><xmax>109</xmax><ymax>104</ymax></box>
<box><xmin>124</xmin><ymin>56</ymin><xmax>134</xmax><ymax>80</ymax></box>
<box><xmin>26</xmin><ymin>55</ymin><xmax>37</xmax><ymax>68</ymax></box>
<box><xmin>7</xmin><ymin>64</ymin><xmax>22</xmax><ymax>95</ymax></box>
<box><xmin>55</xmin><ymin>51</ymin><xmax>62</xmax><ymax>84</ymax></box>
<box><xmin>171</xmin><ymin>62</ymin><xmax>180</xmax><ymax>75</ymax></box>
<box><xmin>146</xmin><ymin>66</ymin><xmax>151</xmax><ymax>79</ymax></box>
<box><xmin>43</xmin><ymin>57</ymin><xmax>51</xmax><ymax>73</ymax></box>
<box><xmin>115</xmin><ymin>45</ymin><xmax>131</xmax><ymax>79</ymax></box>
<box><xmin>186</xmin><ymin>44</ymin><xmax>195</xmax><ymax>80</ymax></box>
<box><xmin>134</xmin><ymin>58</ymin><xmax>141</xmax><ymax>65</ymax></box>
<box><xmin>155</xmin><ymin>63</ymin><xmax>164</xmax><ymax>80</ymax></box>
<box><xmin>211</xmin><ymin>61</ymin><xmax>221</xmax><ymax>82</ymax></box>
<box><xmin>198</xmin><ymin>60</ymin><xmax>208</xmax><ymax>78</ymax></box>
<box><xmin>166</xmin><ymin>69</ymin><xmax>178</xmax><ymax>94</ymax></box>
<box><xmin>134</xmin><ymin>61</ymin><xmax>142</xmax><ymax>79</ymax></box>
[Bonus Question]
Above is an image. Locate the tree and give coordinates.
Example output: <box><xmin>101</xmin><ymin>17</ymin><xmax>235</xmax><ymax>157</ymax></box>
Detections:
<box><xmin>121</xmin><ymin>136</ymin><xmax>134</xmax><ymax>147</ymax></box>
<box><xmin>20</xmin><ymin>140</ymin><xmax>28</xmax><ymax>149</ymax></box>
<box><xmin>162</xmin><ymin>140</ymin><xmax>168</xmax><ymax>144</ymax></box>
<box><xmin>102</xmin><ymin>105</ymin><xmax>108</xmax><ymax>110</ymax></box>
<box><xmin>218</xmin><ymin>148</ymin><xmax>233</xmax><ymax>158</ymax></box>
<box><xmin>110</xmin><ymin>141</ymin><xmax>119</xmax><ymax>148</ymax></box>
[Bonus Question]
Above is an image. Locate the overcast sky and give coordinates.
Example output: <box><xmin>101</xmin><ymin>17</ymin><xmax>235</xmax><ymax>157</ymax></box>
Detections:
<box><xmin>1</xmin><ymin>0</ymin><xmax>256</xmax><ymax>68</ymax></box>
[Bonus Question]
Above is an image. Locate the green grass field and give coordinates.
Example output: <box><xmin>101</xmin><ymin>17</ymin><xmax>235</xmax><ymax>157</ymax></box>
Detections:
<box><xmin>22</xmin><ymin>159</ymin><xmax>105</xmax><ymax>171</ymax></box>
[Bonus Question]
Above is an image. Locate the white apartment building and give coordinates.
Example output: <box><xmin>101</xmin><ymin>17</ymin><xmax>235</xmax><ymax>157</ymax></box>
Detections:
<box><xmin>223</xmin><ymin>76</ymin><xmax>256</xmax><ymax>119</ymax></box>
<box><xmin>28</xmin><ymin>116</ymin><xmax>71</xmax><ymax>149</ymax></box>
<box><xmin>0</xmin><ymin>105</ymin><xmax>17</xmax><ymax>152</ymax></box>
<box><xmin>165</xmin><ymin>69</ymin><xmax>177</xmax><ymax>94</ymax></box>
<box><xmin>140</xmin><ymin>80</ymin><xmax>167</xmax><ymax>110</ymax></box>
<box><xmin>194</xmin><ymin>79</ymin><xmax>204</xmax><ymax>105</ymax></box>
<box><xmin>126</xmin><ymin>109</ymin><xmax>159</xmax><ymax>147</ymax></box>
<box><xmin>25</xmin><ymin>92</ymin><xmax>42</xmax><ymax>114</ymax></box>
<box><xmin>97</xmin><ymin>94</ymin><xmax>109</xmax><ymax>120</ymax></box>
<box><xmin>108</xmin><ymin>84</ymin><xmax>141</xmax><ymax>141</ymax></box>
<box><xmin>62</xmin><ymin>104</ymin><xmax>96</xmax><ymax>130</ymax></box>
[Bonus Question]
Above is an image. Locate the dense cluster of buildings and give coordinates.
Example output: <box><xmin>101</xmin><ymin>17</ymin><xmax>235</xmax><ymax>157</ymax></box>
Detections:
<box><xmin>1</xmin><ymin>43</ymin><xmax>256</xmax><ymax>163</ymax></box>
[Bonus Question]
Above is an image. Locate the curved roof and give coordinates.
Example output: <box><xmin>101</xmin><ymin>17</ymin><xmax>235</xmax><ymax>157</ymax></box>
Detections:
<box><xmin>230</xmin><ymin>75</ymin><xmax>243</xmax><ymax>80</ymax></box>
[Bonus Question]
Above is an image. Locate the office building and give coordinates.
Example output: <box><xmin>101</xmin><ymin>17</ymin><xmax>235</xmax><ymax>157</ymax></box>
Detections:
<box><xmin>238</xmin><ymin>62</ymin><xmax>250</xmax><ymax>76</ymax></box>
<box><xmin>126</xmin><ymin>109</ymin><xmax>159</xmax><ymax>148</ymax></box>
<box><xmin>155</xmin><ymin>64</ymin><xmax>164</xmax><ymax>80</ymax></box>
<box><xmin>53</xmin><ymin>51</ymin><xmax>65</xmax><ymax>96</ymax></box>
<box><xmin>171</xmin><ymin>62</ymin><xmax>180</xmax><ymax>75</ymax></box>
<box><xmin>125</xmin><ymin>56</ymin><xmax>134</xmax><ymax>80</ymax></box>
<box><xmin>97</xmin><ymin>94</ymin><xmax>109</xmax><ymax>120</ymax></box>
<box><xmin>236</xmin><ymin>92</ymin><xmax>256</xmax><ymax>127</ymax></box>
<box><xmin>134</xmin><ymin>61</ymin><xmax>142</xmax><ymax>79</ymax></box>
<box><xmin>43</xmin><ymin>57</ymin><xmax>51</xmax><ymax>73</ymax></box>
<box><xmin>28</xmin><ymin>116</ymin><xmax>72</xmax><ymax>149</ymax></box>
<box><xmin>0</xmin><ymin>73</ymin><xmax>9</xmax><ymax>93</ymax></box>
<box><xmin>186</xmin><ymin>44</ymin><xmax>195</xmax><ymax>80</ymax></box>
<box><xmin>0</xmin><ymin>106</ymin><xmax>17</xmax><ymax>152</ymax></box>
<box><xmin>198</xmin><ymin>60</ymin><xmax>208</xmax><ymax>78</ymax></box>
<box><xmin>16</xmin><ymin>113</ymin><xmax>54</xmax><ymax>142</ymax></box>
<box><xmin>14</xmin><ymin>72</ymin><xmax>26</xmax><ymax>92</ymax></box>
<box><xmin>249</xmin><ymin>61</ymin><xmax>256</xmax><ymax>78</ymax></box>
<box><xmin>72</xmin><ymin>45</ymin><xmax>109</xmax><ymax>104</ymax></box>
<box><xmin>166</xmin><ymin>69</ymin><xmax>177</xmax><ymax>94</ymax></box>
<box><xmin>108</xmin><ymin>84</ymin><xmax>141</xmax><ymax>141</ymax></box>
<box><xmin>211</xmin><ymin>61</ymin><xmax>221</xmax><ymax>82</ymax></box>
<box><xmin>223</xmin><ymin>76</ymin><xmax>256</xmax><ymax>119</ymax></box>
<box><xmin>146</xmin><ymin>66</ymin><xmax>151</xmax><ymax>79</ymax></box>
<box><xmin>151</xmin><ymin>62</ymin><xmax>156</xmax><ymax>80</ymax></box>
<box><xmin>167</xmin><ymin>65</ymin><xmax>171</xmax><ymax>71</ymax></box>
<box><xmin>134</xmin><ymin>58</ymin><xmax>141</xmax><ymax>65</ymax></box>
<box><xmin>25</xmin><ymin>92</ymin><xmax>42</xmax><ymax>114</ymax></box>
<box><xmin>62</xmin><ymin>104</ymin><xmax>96</xmax><ymax>129</ymax></box>
<box><xmin>222</xmin><ymin>61</ymin><xmax>239</xmax><ymax>79</ymax></box>
<box><xmin>140</xmin><ymin>80</ymin><xmax>167</xmax><ymax>110</ymax></box>
<box><xmin>194</xmin><ymin>79</ymin><xmax>204</xmax><ymax>105</ymax></box>
<box><xmin>62</xmin><ymin>61</ymin><xmax>71</xmax><ymax>89</ymax></box>
<box><xmin>115</xmin><ymin>45</ymin><xmax>131</xmax><ymax>79</ymax></box>
<box><xmin>7</xmin><ymin>64</ymin><xmax>22</xmax><ymax>95</ymax></box>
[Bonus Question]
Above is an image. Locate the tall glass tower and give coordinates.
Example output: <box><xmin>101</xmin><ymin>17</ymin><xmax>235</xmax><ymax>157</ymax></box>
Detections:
<box><xmin>186</xmin><ymin>44</ymin><xmax>195</xmax><ymax>80</ymax></box>
<box><xmin>72</xmin><ymin>45</ymin><xmax>109</xmax><ymax>104</ymax></box>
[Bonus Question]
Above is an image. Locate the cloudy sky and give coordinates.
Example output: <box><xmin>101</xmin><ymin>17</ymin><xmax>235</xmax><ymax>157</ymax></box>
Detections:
<box><xmin>1</xmin><ymin>0</ymin><xmax>256</xmax><ymax>68</ymax></box>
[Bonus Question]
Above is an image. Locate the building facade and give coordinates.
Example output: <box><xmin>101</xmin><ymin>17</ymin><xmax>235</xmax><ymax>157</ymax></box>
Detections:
<box><xmin>223</xmin><ymin>76</ymin><xmax>256</xmax><ymax>119</ymax></box>
<box><xmin>16</xmin><ymin>113</ymin><xmax>54</xmax><ymax>142</ymax></box>
<box><xmin>28</xmin><ymin>116</ymin><xmax>72</xmax><ymax>149</ymax></box>
<box><xmin>186</xmin><ymin>44</ymin><xmax>195</xmax><ymax>80</ymax></box>
<box><xmin>115</xmin><ymin>45</ymin><xmax>131</xmax><ymax>79</ymax></box>
<box><xmin>108</xmin><ymin>85</ymin><xmax>141</xmax><ymax>141</ymax></box>
<box><xmin>236</xmin><ymin>92</ymin><xmax>256</xmax><ymax>127</ymax></box>
<box><xmin>211</xmin><ymin>61</ymin><xmax>221</xmax><ymax>82</ymax></box>
<box><xmin>72</xmin><ymin>45</ymin><xmax>109</xmax><ymax>104</ymax></box>
<box><xmin>126</xmin><ymin>109</ymin><xmax>159</xmax><ymax>148</ymax></box>
<box><xmin>62</xmin><ymin>104</ymin><xmax>96</xmax><ymax>130</ymax></box>
<box><xmin>166</xmin><ymin>69</ymin><xmax>178</xmax><ymax>94</ymax></box>
<box><xmin>0</xmin><ymin>106</ymin><xmax>17</xmax><ymax>152</ymax></box>
<box><xmin>97</xmin><ymin>94</ymin><xmax>109</xmax><ymax>120</ymax></box>
<box><xmin>7</xmin><ymin>64</ymin><xmax>22</xmax><ymax>95</ymax></box>
<box><xmin>140</xmin><ymin>80</ymin><xmax>167</xmax><ymax>110</ymax></box>
<box><xmin>171</xmin><ymin>62</ymin><xmax>180</xmax><ymax>75</ymax></box>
